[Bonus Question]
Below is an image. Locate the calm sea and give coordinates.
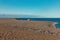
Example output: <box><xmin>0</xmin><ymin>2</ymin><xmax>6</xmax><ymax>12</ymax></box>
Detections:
<box><xmin>16</xmin><ymin>18</ymin><xmax>60</xmax><ymax>28</ymax></box>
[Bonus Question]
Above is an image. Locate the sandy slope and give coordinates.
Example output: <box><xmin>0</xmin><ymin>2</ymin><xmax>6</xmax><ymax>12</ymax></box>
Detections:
<box><xmin>0</xmin><ymin>18</ymin><xmax>60</xmax><ymax>40</ymax></box>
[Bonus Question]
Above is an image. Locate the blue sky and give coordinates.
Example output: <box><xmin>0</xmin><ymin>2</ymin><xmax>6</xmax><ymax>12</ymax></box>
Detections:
<box><xmin>0</xmin><ymin>0</ymin><xmax>60</xmax><ymax>18</ymax></box>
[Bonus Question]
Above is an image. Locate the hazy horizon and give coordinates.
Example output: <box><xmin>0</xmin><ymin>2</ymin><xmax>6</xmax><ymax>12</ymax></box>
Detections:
<box><xmin>0</xmin><ymin>0</ymin><xmax>60</xmax><ymax>18</ymax></box>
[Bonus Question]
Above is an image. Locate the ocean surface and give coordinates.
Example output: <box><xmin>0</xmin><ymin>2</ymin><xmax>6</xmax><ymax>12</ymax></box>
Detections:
<box><xmin>16</xmin><ymin>18</ymin><xmax>60</xmax><ymax>28</ymax></box>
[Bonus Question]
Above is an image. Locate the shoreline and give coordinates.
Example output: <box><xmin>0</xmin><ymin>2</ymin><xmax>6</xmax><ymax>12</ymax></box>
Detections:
<box><xmin>0</xmin><ymin>18</ymin><xmax>60</xmax><ymax>40</ymax></box>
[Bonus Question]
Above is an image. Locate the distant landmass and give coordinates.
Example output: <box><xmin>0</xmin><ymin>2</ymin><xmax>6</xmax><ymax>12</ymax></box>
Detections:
<box><xmin>0</xmin><ymin>14</ymin><xmax>45</xmax><ymax>18</ymax></box>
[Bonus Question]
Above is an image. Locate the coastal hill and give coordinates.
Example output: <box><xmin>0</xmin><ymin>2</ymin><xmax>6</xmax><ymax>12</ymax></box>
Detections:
<box><xmin>0</xmin><ymin>18</ymin><xmax>60</xmax><ymax>40</ymax></box>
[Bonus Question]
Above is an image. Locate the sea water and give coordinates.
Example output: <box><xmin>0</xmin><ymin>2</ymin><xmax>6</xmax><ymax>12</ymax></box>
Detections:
<box><xmin>16</xmin><ymin>18</ymin><xmax>60</xmax><ymax>28</ymax></box>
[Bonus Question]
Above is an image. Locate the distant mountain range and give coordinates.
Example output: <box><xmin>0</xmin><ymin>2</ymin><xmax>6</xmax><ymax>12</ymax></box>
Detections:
<box><xmin>0</xmin><ymin>14</ymin><xmax>45</xmax><ymax>18</ymax></box>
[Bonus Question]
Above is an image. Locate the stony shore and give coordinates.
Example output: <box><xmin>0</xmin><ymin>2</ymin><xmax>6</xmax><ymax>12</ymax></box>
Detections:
<box><xmin>0</xmin><ymin>18</ymin><xmax>60</xmax><ymax>40</ymax></box>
